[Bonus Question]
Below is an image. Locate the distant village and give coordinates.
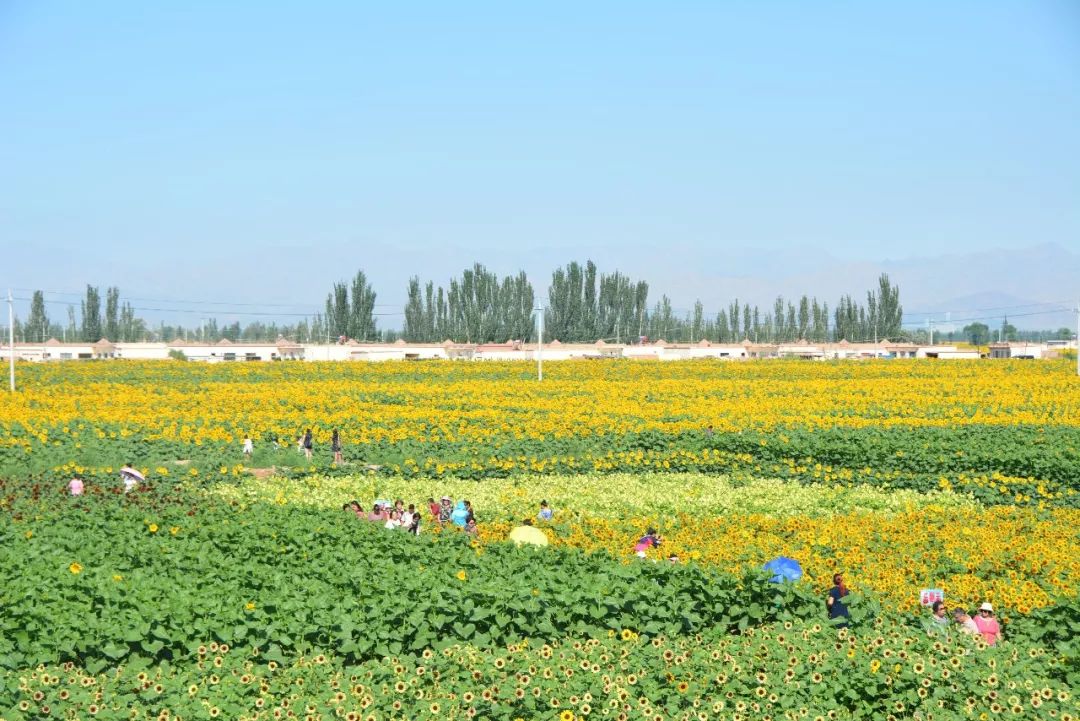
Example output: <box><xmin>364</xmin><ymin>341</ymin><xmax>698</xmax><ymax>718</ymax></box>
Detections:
<box><xmin>1</xmin><ymin>336</ymin><xmax>1073</xmax><ymax>363</ymax></box>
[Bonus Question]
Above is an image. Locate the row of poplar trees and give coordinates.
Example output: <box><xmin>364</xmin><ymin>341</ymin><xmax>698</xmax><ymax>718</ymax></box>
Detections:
<box><xmin>14</xmin><ymin>266</ymin><xmax>901</xmax><ymax>345</ymax></box>
<box><xmin>397</xmin><ymin>262</ymin><xmax>902</xmax><ymax>344</ymax></box>
<box><xmin>14</xmin><ymin>287</ymin><xmax>145</xmax><ymax>343</ymax></box>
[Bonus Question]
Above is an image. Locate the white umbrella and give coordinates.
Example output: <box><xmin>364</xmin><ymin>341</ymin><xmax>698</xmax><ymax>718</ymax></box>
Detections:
<box><xmin>121</xmin><ymin>467</ymin><xmax>145</xmax><ymax>481</ymax></box>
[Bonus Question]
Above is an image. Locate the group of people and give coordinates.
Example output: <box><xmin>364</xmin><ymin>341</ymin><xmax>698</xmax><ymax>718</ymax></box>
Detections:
<box><xmin>241</xmin><ymin>429</ymin><xmax>345</xmax><ymax>464</ymax></box>
<box><xmin>342</xmin><ymin>496</ymin><xmax>484</xmax><ymax>535</ymax></box>
<box><xmin>827</xmin><ymin>573</ymin><xmax>1003</xmax><ymax>644</ymax></box>
<box><xmin>67</xmin><ymin>463</ymin><xmax>144</xmax><ymax>496</ymax></box>
<box><xmin>928</xmin><ymin>599</ymin><xmax>1003</xmax><ymax>644</ymax></box>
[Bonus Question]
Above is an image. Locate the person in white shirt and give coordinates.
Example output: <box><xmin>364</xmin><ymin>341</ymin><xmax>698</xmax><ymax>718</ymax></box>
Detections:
<box><xmin>953</xmin><ymin>608</ymin><xmax>980</xmax><ymax>635</ymax></box>
<box><xmin>384</xmin><ymin>510</ymin><xmax>402</xmax><ymax>531</ymax></box>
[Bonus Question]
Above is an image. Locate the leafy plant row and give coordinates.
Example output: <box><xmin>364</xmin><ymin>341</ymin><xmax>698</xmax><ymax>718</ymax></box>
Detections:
<box><xmin>0</xmin><ymin>494</ymin><xmax>866</xmax><ymax>674</ymax></box>
<box><xmin>4</xmin><ymin>423</ymin><xmax>1076</xmax><ymax>507</ymax></box>
<box><xmin>4</xmin><ymin>615</ymin><xmax>1076</xmax><ymax>721</ymax></box>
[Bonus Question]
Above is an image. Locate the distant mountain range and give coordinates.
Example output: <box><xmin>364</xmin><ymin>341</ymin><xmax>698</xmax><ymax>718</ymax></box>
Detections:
<box><xmin>634</xmin><ymin>243</ymin><xmax>1078</xmax><ymax>331</ymax></box>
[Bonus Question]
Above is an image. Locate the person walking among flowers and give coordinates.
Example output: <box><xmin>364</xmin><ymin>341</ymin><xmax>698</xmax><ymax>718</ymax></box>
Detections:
<box><xmin>973</xmin><ymin>602</ymin><xmax>1003</xmax><ymax>645</ymax></box>
<box><xmin>826</xmin><ymin>573</ymin><xmax>850</xmax><ymax>628</ymax></box>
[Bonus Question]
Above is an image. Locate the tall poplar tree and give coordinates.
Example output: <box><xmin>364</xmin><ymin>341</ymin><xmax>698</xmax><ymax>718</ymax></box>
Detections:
<box><xmin>81</xmin><ymin>285</ymin><xmax>102</xmax><ymax>342</ymax></box>
<box><xmin>26</xmin><ymin>291</ymin><xmax>49</xmax><ymax>342</ymax></box>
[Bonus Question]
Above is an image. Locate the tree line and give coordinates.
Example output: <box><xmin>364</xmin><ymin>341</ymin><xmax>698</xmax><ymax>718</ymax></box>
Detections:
<box><xmin>7</xmin><ymin>266</ymin><xmax>913</xmax><ymax>346</ymax></box>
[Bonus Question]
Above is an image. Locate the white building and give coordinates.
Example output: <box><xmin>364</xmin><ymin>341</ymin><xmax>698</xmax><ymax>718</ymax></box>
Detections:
<box><xmin>988</xmin><ymin>342</ymin><xmax>1045</xmax><ymax>360</ymax></box>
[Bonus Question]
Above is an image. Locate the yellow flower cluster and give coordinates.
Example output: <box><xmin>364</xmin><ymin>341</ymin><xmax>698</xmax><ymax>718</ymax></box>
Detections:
<box><xmin>477</xmin><ymin>507</ymin><xmax>1079</xmax><ymax>615</ymax></box>
<box><xmin>215</xmin><ymin>471</ymin><xmax>1077</xmax><ymax>616</ymax></box>
<box><xmin>1</xmin><ymin>359</ymin><xmax>1076</xmax><ymax>448</ymax></box>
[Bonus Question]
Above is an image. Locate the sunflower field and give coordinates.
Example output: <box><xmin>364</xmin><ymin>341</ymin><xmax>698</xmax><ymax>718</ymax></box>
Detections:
<box><xmin>0</xmin><ymin>359</ymin><xmax>1078</xmax><ymax>720</ymax></box>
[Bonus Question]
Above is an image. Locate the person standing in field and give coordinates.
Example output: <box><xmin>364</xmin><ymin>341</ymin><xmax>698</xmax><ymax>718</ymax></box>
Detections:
<box><xmin>302</xmin><ymin>429</ymin><xmax>313</xmax><ymax>460</ymax></box>
<box><xmin>926</xmin><ymin>601</ymin><xmax>950</xmax><ymax>635</ymax></box>
<box><xmin>438</xmin><ymin>497</ymin><xmax>453</xmax><ymax>525</ymax></box>
<box><xmin>537</xmin><ymin>500</ymin><xmax>553</xmax><ymax>521</ymax></box>
<box><xmin>331</xmin><ymin>429</ymin><xmax>342</xmax><ymax>464</ymax></box>
<box><xmin>953</xmin><ymin>609</ymin><xmax>980</xmax><ymax>636</ymax></box>
<box><xmin>826</xmin><ymin>573</ymin><xmax>850</xmax><ymax>628</ymax></box>
<box><xmin>243</xmin><ymin>435</ymin><xmax>254</xmax><ymax>458</ymax></box>
<box><xmin>973</xmin><ymin>603</ymin><xmax>1002</xmax><ymax>645</ymax></box>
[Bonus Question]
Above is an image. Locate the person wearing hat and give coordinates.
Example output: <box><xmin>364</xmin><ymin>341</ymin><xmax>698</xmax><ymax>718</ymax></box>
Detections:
<box><xmin>438</xmin><ymin>497</ymin><xmax>453</xmax><ymax>525</ymax></box>
<box><xmin>973</xmin><ymin>602</ymin><xmax>1002</xmax><ymax>645</ymax></box>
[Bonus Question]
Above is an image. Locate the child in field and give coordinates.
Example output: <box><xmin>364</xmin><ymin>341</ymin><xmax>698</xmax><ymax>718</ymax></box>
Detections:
<box><xmin>428</xmin><ymin>497</ymin><xmax>440</xmax><ymax>521</ymax></box>
<box><xmin>243</xmin><ymin>436</ymin><xmax>254</xmax><ymax>457</ymax></box>
<box><xmin>634</xmin><ymin>528</ymin><xmax>662</xmax><ymax>558</ymax></box>
<box><xmin>68</xmin><ymin>477</ymin><xmax>84</xmax><ymax>496</ymax></box>
<box><xmin>384</xmin><ymin>510</ymin><xmax>402</xmax><ymax>531</ymax></box>
<box><xmin>538</xmin><ymin>500</ymin><xmax>553</xmax><ymax>521</ymax></box>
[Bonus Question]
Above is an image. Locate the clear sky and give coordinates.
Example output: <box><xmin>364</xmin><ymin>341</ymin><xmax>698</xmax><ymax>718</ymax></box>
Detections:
<box><xmin>1</xmin><ymin>1</ymin><xmax>1078</xmax><ymax>322</ymax></box>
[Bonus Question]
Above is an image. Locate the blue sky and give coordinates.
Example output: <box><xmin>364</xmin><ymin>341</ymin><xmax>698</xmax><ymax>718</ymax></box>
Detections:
<box><xmin>1</xmin><ymin>1</ymin><xmax>1078</xmax><ymax>322</ymax></box>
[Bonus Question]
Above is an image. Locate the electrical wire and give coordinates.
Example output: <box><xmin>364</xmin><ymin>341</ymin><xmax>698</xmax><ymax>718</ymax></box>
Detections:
<box><xmin>12</xmin><ymin>296</ymin><xmax>404</xmax><ymax>318</ymax></box>
<box><xmin>7</xmin><ymin>287</ymin><xmax>400</xmax><ymax>309</ymax></box>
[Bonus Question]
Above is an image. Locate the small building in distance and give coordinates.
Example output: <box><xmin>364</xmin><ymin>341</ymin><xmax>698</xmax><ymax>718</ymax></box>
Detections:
<box><xmin>988</xmin><ymin>342</ymin><xmax>1044</xmax><ymax>360</ymax></box>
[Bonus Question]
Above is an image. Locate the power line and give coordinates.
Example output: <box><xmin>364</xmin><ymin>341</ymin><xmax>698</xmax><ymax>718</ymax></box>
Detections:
<box><xmin>901</xmin><ymin>307</ymin><xmax>1071</xmax><ymax>326</ymax></box>
<box><xmin>7</xmin><ymin>287</ymin><xmax>400</xmax><ymax>309</ymax></box>
<box><xmin>12</xmin><ymin>296</ymin><xmax>404</xmax><ymax>318</ymax></box>
<box><xmin>902</xmin><ymin>300</ymin><xmax>1072</xmax><ymax>319</ymax></box>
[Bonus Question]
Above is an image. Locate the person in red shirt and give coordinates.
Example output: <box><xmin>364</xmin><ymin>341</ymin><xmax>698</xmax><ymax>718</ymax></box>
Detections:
<box><xmin>428</xmin><ymin>497</ymin><xmax>441</xmax><ymax>521</ymax></box>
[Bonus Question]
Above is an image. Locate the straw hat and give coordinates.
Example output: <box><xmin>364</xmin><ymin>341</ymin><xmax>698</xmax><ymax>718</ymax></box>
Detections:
<box><xmin>979</xmin><ymin>602</ymin><xmax>994</xmax><ymax>612</ymax></box>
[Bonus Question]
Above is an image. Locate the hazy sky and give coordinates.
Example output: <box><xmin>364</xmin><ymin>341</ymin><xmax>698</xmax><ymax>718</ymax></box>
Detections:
<box><xmin>1</xmin><ymin>1</ymin><xmax>1078</xmax><ymax>322</ymax></box>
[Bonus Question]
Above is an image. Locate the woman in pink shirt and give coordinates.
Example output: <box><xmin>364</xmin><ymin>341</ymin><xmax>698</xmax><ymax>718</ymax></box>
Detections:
<box><xmin>973</xmin><ymin>602</ymin><xmax>1002</xmax><ymax>645</ymax></box>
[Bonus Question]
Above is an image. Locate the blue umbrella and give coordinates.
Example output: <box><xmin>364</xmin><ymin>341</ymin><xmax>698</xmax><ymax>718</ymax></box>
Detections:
<box><xmin>764</xmin><ymin>556</ymin><xmax>803</xmax><ymax>583</ymax></box>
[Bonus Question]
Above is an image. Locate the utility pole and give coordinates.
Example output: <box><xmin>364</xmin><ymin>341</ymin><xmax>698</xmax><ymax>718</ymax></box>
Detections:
<box><xmin>8</xmin><ymin>290</ymin><xmax>15</xmax><ymax>392</ymax></box>
<box><xmin>1075</xmin><ymin>301</ymin><xmax>1079</xmax><ymax>377</ymax></box>
<box><xmin>535</xmin><ymin>304</ymin><xmax>544</xmax><ymax>382</ymax></box>
<box><xmin>928</xmin><ymin>318</ymin><xmax>934</xmax><ymax>346</ymax></box>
